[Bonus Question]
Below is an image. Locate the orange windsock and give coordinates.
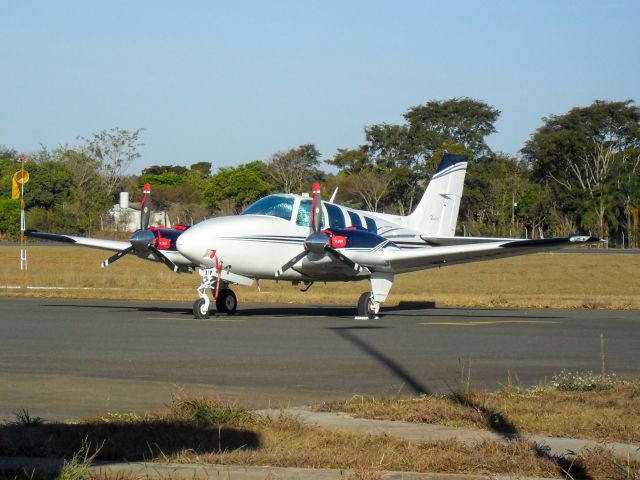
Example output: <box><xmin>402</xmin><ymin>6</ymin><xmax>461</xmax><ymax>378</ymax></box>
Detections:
<box><xmin>11</xmin><ymin>171</ymin><xmax>30</xmax><ymax>199</ymax></box>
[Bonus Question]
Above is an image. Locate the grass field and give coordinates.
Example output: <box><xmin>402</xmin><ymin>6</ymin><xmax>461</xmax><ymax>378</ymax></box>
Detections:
<box><xmin>1</xmin><ymin>394</ymin><xmax>636</xmax><ymax>479</ymax></box>
<box><xmin>0</xmin><ymin>245</ymin><xmax>639</xmax><ymax>309</ymax></box>
<box><xmin>318</xmin><ymin>382</ymin><xmax>640</xmax><ymax>444</ymax></box>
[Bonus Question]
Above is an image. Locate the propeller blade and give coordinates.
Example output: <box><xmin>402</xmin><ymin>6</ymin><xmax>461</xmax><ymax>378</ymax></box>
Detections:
<box><xmin>325</xmin><ymin>246</ymin><xmax>361</xmax><ymax>272</ymax></box>
<box><xmin>275</xmin><ymin>250</ymin><xmax>309</xmax><ymax>278</ymax></box>
<box><xmin>148</xmin><ymin>245</ymin><xmax>180</xmax><ymax>273</ymax></box>
<box><xmin>101</xmin><ymin>246</ymin><xmax>134</xmax><ymax>268</ymax></box>
<box><xmin>311</xmin><ymin>182</ymin><xmax>322</xmax><ymax>233</ymax></box>
<box><xmin>140</xmin><ymin>183</ymin><xmax>151</xmax><ymax>230</ymax></box>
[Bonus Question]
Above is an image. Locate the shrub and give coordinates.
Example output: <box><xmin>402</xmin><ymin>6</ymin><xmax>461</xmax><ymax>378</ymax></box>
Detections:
<box><xmin>550</xmin><ymin>369</ymin><xmax>621</xmax><ymax>391</ymax></box>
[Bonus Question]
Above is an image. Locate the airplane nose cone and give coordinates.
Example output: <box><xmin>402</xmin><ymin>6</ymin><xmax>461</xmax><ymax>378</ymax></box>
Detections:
<box><xmin>176</xmin><ymin>227</ymin><xmax>203</xmax><ymax>262</ymax></box>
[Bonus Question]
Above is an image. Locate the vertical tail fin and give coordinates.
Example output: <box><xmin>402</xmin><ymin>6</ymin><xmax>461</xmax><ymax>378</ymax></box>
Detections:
<box><xmin>405</xmin><ymin>153</ymin><xmax>468</xmax><ymax>236</ymax></box>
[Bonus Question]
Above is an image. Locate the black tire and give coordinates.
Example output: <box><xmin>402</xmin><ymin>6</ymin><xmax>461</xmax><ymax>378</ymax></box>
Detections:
<box><xmin>357</xmin><ymin>292</ymin><xmax>376</xmax><ymax>319</ymax></box>
<box><xmin>216</xmin><ymin>289</ymin><xmax>237</xmax><ymax>315</ymax></box>
<box><xmin>193</xmin><ymin>298</ymin><xmax>210</xmax><ymax>319</ymax></box>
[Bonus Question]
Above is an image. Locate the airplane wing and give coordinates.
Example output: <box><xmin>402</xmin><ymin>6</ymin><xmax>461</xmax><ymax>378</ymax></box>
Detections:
<box><xmin>25</xmin><ymin>230</ymin><xmax>131</xmax><ymax>252</ymax></box>
<box><xmin>355</xmin><ymin>235</ymin><xmax>600</xmax><ymax>273</ymax></box>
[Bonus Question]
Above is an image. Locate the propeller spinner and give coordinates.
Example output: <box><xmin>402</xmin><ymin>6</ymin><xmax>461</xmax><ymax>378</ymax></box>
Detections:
<box><xmin>275</xmin><ymin>182</ymin><xmax>362</xmax><ymax>277</ymax></box>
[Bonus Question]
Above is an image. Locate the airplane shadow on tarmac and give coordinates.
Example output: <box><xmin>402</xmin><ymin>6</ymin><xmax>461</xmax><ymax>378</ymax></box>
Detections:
<box><xmin>0</xmin><ymin>417</ymin><xmax>260</xmax><ymax>469</ymax></box>
<box><xmin>42</xmin><ymin>302</ymin><xmax>566</xmax><ymax>320</ymax></box>
<box><xmin>328</xmin><ymin>326</ymin><xmax>594</xmax><ymax>480</ymax></box>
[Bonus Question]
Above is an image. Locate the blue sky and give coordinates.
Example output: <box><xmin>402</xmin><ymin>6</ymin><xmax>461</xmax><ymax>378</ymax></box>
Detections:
<box><xmin>2</xmin><ymin>1</ymin><xmax>638</xmax><ymax>173</ymax></box>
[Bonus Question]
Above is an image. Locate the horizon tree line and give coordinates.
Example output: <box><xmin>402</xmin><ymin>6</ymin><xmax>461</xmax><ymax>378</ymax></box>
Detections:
<box><xmin>1</xmin><ymin>98</ymin><xmax>638</xmax><ymax>247</ymax></box>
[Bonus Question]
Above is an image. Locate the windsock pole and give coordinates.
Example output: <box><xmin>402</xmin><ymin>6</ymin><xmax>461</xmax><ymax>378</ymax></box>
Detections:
<box><xmin>19</xmin><ymin>154</ymin><xmax>27</xmax><ymax>272</ymax></box>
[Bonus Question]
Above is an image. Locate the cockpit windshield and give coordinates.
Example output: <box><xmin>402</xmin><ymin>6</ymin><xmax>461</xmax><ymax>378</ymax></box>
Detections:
<box><xmin>241</xmin><ymin>195</ymin><xmax>295</xmax><ymax>221</ymax></box>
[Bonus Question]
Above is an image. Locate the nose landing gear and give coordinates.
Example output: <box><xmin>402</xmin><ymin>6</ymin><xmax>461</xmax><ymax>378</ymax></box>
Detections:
<box><xmin>193</xmin><ymin>267</ymin><xmax>237</xmax><ymax>319</ymax></box>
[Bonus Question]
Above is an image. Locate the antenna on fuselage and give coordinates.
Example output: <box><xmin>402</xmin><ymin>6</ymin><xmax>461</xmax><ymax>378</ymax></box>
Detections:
<box><xmin>329</xmin><ymin>187</ymin><xmax>338</xmax><ymax>203</ymax></box>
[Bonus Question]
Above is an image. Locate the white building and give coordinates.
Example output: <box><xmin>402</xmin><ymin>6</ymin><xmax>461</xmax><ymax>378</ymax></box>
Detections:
<box><xmin>108</xmin><ymin>204</ymin><xmax>172</xmax><ymax>232</ymax></box>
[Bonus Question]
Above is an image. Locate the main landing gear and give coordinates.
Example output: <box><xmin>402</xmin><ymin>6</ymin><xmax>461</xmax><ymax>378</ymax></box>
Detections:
<box><xmin>354</xmin><ymin>272</ymin><xmax>394</xmax><ymax>320</ymax></box>
<box><xmin>193</xmin><ymin>268</ymin><xmax>237</xmax><ymax>319</ymax></box>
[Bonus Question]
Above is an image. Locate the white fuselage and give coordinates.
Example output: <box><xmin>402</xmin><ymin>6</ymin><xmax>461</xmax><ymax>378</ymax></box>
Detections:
<box><xmin>176</xmin><ymin>194</ymin><xmax>426</xmax><ymax>281</ymax></box>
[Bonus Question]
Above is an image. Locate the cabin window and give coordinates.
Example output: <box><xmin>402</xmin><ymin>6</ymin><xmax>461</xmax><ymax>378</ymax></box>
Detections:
<box><xmin>325</xmin><ymin>204</ymin><xmax>346</xmax><ymax>229</ymax></box>
<box><xmin>296</xmin><ymin>199</ymin><xmax>326</xmax><ymax>227</ymax></box>
<box><xmin>241</xmin><ymin>195</ymin><xmax>295</xmax><ymax>221</ymax></box>
<box><xmin>364</xmin><ymin>216</ymin><xmax>378</xmax><ymax>233</ymax></box>
<box><xmin>348</xmin><ymin>211</ymin><xmax>363</xmax><ymax>228</ymax></box>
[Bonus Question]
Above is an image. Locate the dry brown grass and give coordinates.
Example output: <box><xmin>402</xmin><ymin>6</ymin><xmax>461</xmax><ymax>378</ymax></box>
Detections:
<box><xmin>317</xmin><ymin>382</ymin><xmax>640</xmax><ymax>444</ymax></box>
<box><xmin>1</xmin><ymin>245</ymin><xmax>639</xmax><ymax>309</ymax></box>
<box><xmin>0</xmin><ymin>395</ymin><xmax>635</xmax><ymax>480</ymax></box>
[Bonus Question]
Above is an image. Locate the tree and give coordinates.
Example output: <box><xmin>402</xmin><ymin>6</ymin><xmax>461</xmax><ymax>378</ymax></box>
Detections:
<box><xmin>346</xmin><ymin>170</ymin><xmax>390</xmax><ymax>212</ymax></box>
<box><xmin>142</xmin><ymin>165</ymin><xmax>188</xmax><ymax>176</ymax></box>
<box><xmin>0</xmin><ymin>145</ymin><xmax>18</xmax><ymax>161</ymax></box>
<box><xmin>326</xmin><ymin>147</ymin><xmax>371</xmax><ymax>173</ymax></box>
<box><xmin>190</xmin><ymin>161</ymin><xmax>212</xmax><ymax>176</ymax></box>
<box><xmin>0</xmin><ymin>199</ymin><xmax>20</xmax><ymax>240</ymax></box>
<box><xmin>364</xmin><ymin>124</ymin><xmax>417</xmax><ymax>170</ymax></box>
<box><xmin>459</xmin><ymin>154</ymin><xmax>553</xmax><ymax>238</ymax></box>
<box><xmin>24</xmin><ymin>160</ymin><xmax>75</xmax><ymax>210</ymax></box>
<box><xmin>204</xmin><ymin>161</ymin><xmax>273</xmax><ymax>213</ymax></box>
<box><xmin>612</xmin><ymin>147</ymin><xmax>640</xmax><ymax>247</ymax></box>
<box><xmin>330</xmin><ymin>98</ymin><xmax>501</xmax><ymax>215</ymax></box>
<box><xmin>268</xmin><ymin>144</ymin><xmax>322</xmax><ymax>193</ymax></box>
<box><xmin>404</xmin><ymin>97</ymin><xmax>500</xmax><ymax>160</ymax></box>
<box><xmin>81</xmin><ymin>127</ymin><xmax>145</xmax><ymax>194</ymax></box>
<box><xmin>522</xmin><ymin>100</ymin><xmax>640</xmax><ymax>241</ymax></box>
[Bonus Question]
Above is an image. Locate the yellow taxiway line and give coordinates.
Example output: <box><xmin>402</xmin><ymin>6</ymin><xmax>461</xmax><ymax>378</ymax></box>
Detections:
<box><xmin>419</xmin><ymin>320</ymin><xmax>561</xmax><ymax>327</ymax></box>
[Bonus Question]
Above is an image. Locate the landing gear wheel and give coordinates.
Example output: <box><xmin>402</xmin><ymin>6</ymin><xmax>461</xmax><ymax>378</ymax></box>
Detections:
<box><xmin>216</xmin><ymin>289</ymin><xmax>237</xmax><ymax>315</ymax></box>
<box><xmin>356</xmin><ymin>292</ymin><xmax>377</xmax><ymax>320</ymax></box>
<box><xmin>193</xmin><ymin>298</ymin><xmax>210</xmax><ymax>319</ymax></box>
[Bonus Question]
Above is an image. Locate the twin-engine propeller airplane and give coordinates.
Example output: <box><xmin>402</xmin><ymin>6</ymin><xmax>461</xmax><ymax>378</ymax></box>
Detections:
<box><xmin>26</xmin><ymin>153</ymin><xmax>599</xmax><ymax>319</ymax></box>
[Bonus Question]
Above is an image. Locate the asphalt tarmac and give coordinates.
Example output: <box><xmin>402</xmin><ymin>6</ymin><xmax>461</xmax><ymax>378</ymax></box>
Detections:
<box><xmin>1</xmin><ymin>297</ymin><xmax>638</xmax><ymax>420</ymax></box>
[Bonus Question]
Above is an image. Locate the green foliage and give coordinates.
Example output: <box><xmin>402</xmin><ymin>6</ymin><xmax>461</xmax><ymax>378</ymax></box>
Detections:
<box><xmin>404</xmin><ymin>97</ymin><xmax>500</xmax><ymax>160</ymax></box>
<box><xmin>365</xmin><ymin>123</ymin><xmax>416</xmax><ymax>169</ymax></box>
<box><xmin>522</xmin><ymin>100</ymin><xmax>640</xmax><ymax>184</ymax></box>
<box><xmin>0</xmin><ymin>158</ymin><xmax>20</xmax><ymax>198</ymax></box>
<box><xmin>204</xmin><ymin>160</ymin><xmax>273</xmax><ymax>213</ymax></box>
<box><xmin>142</xmin><ymin>164</ymin><xmax>188</xmax><ymax>176</ymax></box>
<box><xmin>327</xmin><ymin>147</ymin><xmax>371</xmax><ymax>173</ymax></box>
<box><xmin>459</xmin><ymin>154</ymin><xmax>553</xmax><ymax>237</ymax></box>
<box><xmin>27</xmin><ymin>206</ymin><xmax>78</xmax><ymax>233</ymax></box>
<box><xmin>24</xmin><ymin>160</ymin><xmax>75</xmax><ymax>209</ymax></box>
<box><xmin>0</xmin><ymin>145</ymin><xmax>18</xmax><ymax>161</ymax></box>
<box><xmin>169</xmin><ymin>395</ymin><xmax>255</xmax><ymax>426</ymax></box>
<box><xmin>0</xmin><ymin>199</ymin><xmax>20</xmax><ymax>240</ymax></box>
<box><xmin>190</xmin><ymin>161</ymin><xmax>212</xmax><ymax>175</ymax></box>
<box><xmin>522</xmin><ymin>100</ymin><xmax>640</xmax><ymax>242</ymax></box>
<box><xmin>139</xmin><ymin>170</ymin><xmax>186</xmax><ymax>186</ymax></box>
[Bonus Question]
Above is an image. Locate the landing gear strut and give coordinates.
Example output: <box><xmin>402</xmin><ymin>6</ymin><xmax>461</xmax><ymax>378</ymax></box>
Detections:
<box><xmin>193</xmin><ymin>268</ymin><xmax>238</xmax><ymax>319</ymax></box>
